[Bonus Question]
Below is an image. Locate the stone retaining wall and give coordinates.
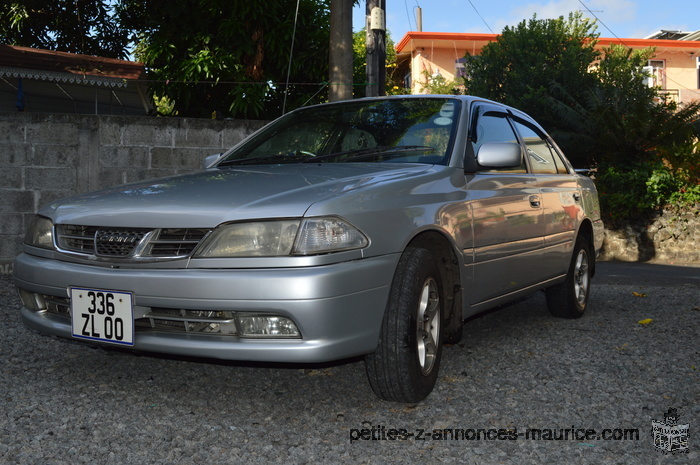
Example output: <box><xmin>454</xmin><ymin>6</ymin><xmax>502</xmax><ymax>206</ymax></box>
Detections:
<box><xmin>0</xmin><ymin>113</ymin><xmax>266</xmax><ymax>273</ymax></box>
<box><xmin>600</xmin><ymin>207</ymin><xmax>700</xmax><ymax>263</ymax></box>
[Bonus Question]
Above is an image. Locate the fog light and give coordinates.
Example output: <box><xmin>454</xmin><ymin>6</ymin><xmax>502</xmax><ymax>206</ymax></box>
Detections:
<box><xmin>235</xmin><ymin>315</ymin><xmax>300</xmax><ymax>338</ymax></box>
<box><xmin>17</xmin><ymin>288</ymin><xmax>46</xmax><ymax>311</ymax></box>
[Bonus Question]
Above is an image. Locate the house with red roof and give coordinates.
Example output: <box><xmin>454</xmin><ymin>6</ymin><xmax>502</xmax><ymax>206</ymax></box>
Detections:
<box><xmin>395</xmin><ymin>30</ymin><xmax>700</xmax><ymax>105</ymax></box>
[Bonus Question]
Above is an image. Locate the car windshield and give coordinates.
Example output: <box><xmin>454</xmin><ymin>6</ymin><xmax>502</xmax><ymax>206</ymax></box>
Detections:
<box><xmin>218</xmin><ymin>98</ymin><xmax>460</xmax><ymax>166</ymax></box>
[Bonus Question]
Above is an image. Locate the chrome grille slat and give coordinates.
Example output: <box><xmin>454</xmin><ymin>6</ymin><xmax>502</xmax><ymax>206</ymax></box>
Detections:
<box><xmin>39</xmin><ymin>296</ymin><xmax>237</xmax><ymax>336</ymax></box>
<box><xmin>147</xmin><ymin>228</ymin><xmax>209</xmax><ymax>257</ymax></box>
<box><xmin>55</xmin><ymin>225</ymin><xmax>211</xmax><ymax>260</ymax></box>
<box><xmin>143</xmin><ymin>313</ymin><xmax>236</xmax><ymax>324</ymax></box>
<box><xmin>57</xmin><ymin>225</ymin><xmax>99</xmax><ymax>253</ymax></box>
<box><xmin>43</xmin><ymin>295</ymin><xmax>70</xmax><ymax>317</ymax></box>
<box><xmin>136</xmin><ymin>308</ymin><xmax>238</xmax><ymax>335</ymax></box>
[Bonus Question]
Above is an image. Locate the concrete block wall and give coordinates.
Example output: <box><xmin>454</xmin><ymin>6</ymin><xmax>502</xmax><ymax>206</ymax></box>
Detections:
<box><xmin>0</xmin><ymin>113</ymin><xmax>266</xmax><ymax>274</ymax></box>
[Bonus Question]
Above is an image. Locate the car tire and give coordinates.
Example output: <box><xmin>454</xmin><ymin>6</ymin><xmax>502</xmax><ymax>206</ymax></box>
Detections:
<box><xmin>365</xmin><ymin>247</ymin><xmax>444</xmax><ymax>402</ymax></box>
<box><xmin>546</xmin><ymin>235</ymin><xmax>592</xmax><ymax>319</ymax></box>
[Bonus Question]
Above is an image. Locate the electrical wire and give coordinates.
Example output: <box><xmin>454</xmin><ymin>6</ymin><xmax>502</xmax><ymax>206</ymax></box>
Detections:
<box><xmin>282</xmin><ymin>0</ymin><xmax>301</xmax><ymax>115</ymax></box>
<box><xmin>404</xmin><ymin>0</ymin><xmax>414</xmax><ymax>31</ymax></box>
<box><xmin>467</xmin><ymin>0</ymin><xmax>494</xmax><ymax>34</ymax></box>
<box><xmin>577</xmin><ymin>0</ymin><xmax>624</xmax><ymax>44</ymax></box>
<box><xmin>578</xmin><ymin>0</ymin><xmax>691</xmax><ymax>94</ymax></box>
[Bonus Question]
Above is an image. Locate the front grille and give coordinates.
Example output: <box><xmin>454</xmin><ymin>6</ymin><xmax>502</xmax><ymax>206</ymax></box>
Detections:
<box><xmin>35</xmin><ymin>295</ymin><xmax>237</xmax><ymax>336</ymax></box>
<box><xmin>44</xmin><ymin>295</ymin><xmax>70</xmax><ymax>317</ymax></box>
<box><xmin>59</xmin><ymin>225</ymin><xmax>99</xmax><ymax>253</ymax></box>
<box><xmin>56</xmin><ymin>225</ymin><xmax>211</xmax><ymax>260</ymax></box>
<box><xmin>135</xmin><ymin>308</ymin><xmax>238</xmax><ymax>335</ymax></box>
<box><xmin>95</xmin><ymin>228</ymin><xmax>151</xmax><ymax>256</ymax></box>
<box><xmin>147</xmin><ymin>229</ymin><xmax>210</xmax><ymax>257</ymax></box>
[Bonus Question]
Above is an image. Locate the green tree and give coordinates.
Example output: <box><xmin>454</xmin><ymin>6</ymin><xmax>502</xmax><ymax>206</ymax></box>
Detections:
<box><xmin>549</xmin><ymin>45</ymin><xmax>686</xmax><ymax>165</ymax></box>
<box><xmin>549</xmin><ymin>44</ymin><xmax>700</xmax><ymax>224</ymax></box>
<box><xmin>352</xmin><ymin>28</ymin><xmax>404</xmax><ymax>97</ymax></box>
<box><xmin>119</xmin><ymin>0</ymin><xmax>332</xmax><ymax>119</ymax></box>
<box><xmin>464</xmin><ymin>12</ymin><xmax>600</xmax><ymax>149</ymax></box>
<box><xmin>0</xmin><ymin>1</ymin><xmax>130</xmax><ymax>58</ymax></box>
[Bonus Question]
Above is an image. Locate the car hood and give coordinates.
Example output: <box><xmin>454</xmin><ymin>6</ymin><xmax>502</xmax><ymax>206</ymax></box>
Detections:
<box><xmin>41</xmin><ymin>164</ymin><xmax>435</xmax><ymax>227</ymax></box>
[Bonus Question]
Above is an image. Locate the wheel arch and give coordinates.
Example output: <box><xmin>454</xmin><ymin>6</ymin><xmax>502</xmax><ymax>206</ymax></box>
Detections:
<box><xmin>575</xmin><ymin>219</ymin><xmax>596</xmax><ymax>278</ymax></box>
<box><xmin>404</xmin><ymin>230</ymin><xmax>463</xmax><ymax>343</ymax></box>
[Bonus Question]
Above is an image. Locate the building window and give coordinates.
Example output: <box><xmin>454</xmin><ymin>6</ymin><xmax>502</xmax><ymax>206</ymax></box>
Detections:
<box><xmin>455</xmin><ymin>57</ymin><xmax>468</xmax><ymax>80</ymax></box>
<box><xmin>645</xmin><ymin>60</ymin><xmax>666</xmax><ymax>88</ymax></box>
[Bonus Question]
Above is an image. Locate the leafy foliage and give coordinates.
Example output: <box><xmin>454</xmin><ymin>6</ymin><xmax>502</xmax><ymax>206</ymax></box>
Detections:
<box><xmin>551</xmin><ymin>44</ymin><xmax>700</xmax><ymax>225</ymax></box>
<box><xmin>0</xmin><ymin>0</ymin><xmax>130</xmax><ymax>58</ymax></box>
<box><xmin>464</xmin><ymin>12</ymin><xmax>600</xmax><ymax>148</ymax></box>
<box><xmin>549</xmin><ymin>45</ymin><xmax>699</xmax><ymax>165</ymax></box>
<box><xmin>419</xmin><ymin>71</ymin><xmax>462</xmax><ymax>95</ymax></box>
<box><xmin>118</xmin><ymin>0</ymin><xmax>332</xmax><ymax>119</ymax></box>
<box><xmin>352</xmin><ymin>28</ymin><xmax>405</xmax><ymax>97</ymax></box>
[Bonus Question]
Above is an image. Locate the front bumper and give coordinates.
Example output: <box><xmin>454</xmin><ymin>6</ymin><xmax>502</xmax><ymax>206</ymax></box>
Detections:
<box><xmin>14</xmin><ymin>252</ymin><xmax>398</xmax><ymax>363</ymax></box>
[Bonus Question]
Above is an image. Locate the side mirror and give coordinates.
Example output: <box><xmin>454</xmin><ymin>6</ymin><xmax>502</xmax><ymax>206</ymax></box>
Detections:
<box><xmin>477</xmin><ymin>142</ymin><xmax>522</xmax><ymax>168</ymax></box>
<box><xmin>202</xmin><ymin>153</ymin><xmax>223</xmax><ymax>169</ymax></box>
<box><xmin>574</xmin><ymin>168</ymin><xmax>596</xmax><ymax>177</ymax></box>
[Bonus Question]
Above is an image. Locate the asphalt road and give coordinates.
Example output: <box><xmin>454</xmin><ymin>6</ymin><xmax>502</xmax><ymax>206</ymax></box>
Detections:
<box><xmin>1</xmin><ymin>262</ymin><xmax>698</xmax><ymax>464</ymax></box>
<box><xmin>595</xmin><ymin>261</ymin><xmax>700</xmax><ymax>286</ymax></box>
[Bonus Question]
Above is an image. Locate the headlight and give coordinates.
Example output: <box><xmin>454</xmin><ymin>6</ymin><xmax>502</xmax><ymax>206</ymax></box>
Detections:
<box><xmin>195</xmin><ymin>220</ymin><xmax>300</xmax><ymax>257</ymax></box>
<box><xmin>24</xmin><ymin>216</ymin><xmax>54</xmax><ymax>249</ymax></box>
<box><xmin>195</xmin><ymin>217</ymin><xmax>368</xmax><ymax>258</ymax></box>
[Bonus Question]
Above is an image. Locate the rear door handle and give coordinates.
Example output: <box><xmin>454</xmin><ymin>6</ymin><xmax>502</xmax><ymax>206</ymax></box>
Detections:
<box><xmin>529</xmin><ymin>195</ymin><xmax>541</xmax><ymax>208</ymax></box>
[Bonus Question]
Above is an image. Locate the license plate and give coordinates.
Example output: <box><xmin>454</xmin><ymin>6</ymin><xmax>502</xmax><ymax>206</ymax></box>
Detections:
<box><xmin>70</xmin><ymin>287</ymin><xmax>134</xmax><ymax>346</ymax></box>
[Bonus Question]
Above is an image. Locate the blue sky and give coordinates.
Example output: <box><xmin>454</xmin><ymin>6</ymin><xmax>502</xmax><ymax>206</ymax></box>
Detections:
<box><xmin>352</xmin><ymin>0</ymin><xmax>697</xmax><ymax>41</ymax></box>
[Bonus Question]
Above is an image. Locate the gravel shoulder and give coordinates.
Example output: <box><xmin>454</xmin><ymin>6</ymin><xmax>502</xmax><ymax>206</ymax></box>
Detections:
<box><xmin>1</xmin><ymin>266</ymin><xmax>698</xmax><ymax>464</ymax></box>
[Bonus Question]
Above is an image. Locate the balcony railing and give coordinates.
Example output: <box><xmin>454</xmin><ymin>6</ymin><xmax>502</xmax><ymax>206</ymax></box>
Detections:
<box><xmin>656</xmin><ymin>89</ymin><xmax>680</xmax><ymax>104</ymax></box>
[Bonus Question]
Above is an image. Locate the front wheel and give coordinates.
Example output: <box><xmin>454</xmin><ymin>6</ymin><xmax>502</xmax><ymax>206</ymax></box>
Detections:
<box><xmin>365</xmin><ymin>247</ymin><xmax>444</xmax><ymax>402</ymax></box>
<box><xmin>546</xmin><ymin>236</ymin><xmax>592</xmax><ymax>319</ymax></box>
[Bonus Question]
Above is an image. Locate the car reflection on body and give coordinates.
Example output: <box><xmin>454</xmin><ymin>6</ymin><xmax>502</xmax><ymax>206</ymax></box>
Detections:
<box><xmin>14</xmin><ymin>96</ymin><xmax>603</xmax><ymax>402</ymax></box>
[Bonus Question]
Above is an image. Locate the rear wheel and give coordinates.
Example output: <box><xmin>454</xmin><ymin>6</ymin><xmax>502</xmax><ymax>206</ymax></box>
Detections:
<box><xmin>546</xmin><ymin>236</ymin><xmax>592</xmax><ymax>319</ymax></box>
<box><xmin>365</xmin><ymin>247</ymin><xmax>444</xmax><ymax>402</ymax></box>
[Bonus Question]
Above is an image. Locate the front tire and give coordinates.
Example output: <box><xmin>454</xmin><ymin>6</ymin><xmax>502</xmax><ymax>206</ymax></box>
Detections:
<box><xmin>365</xmin><ymin>247</ymin><xmax>444</xmax><ymax>402</ymax></box>
<box><xmin>546</xmin><ymin>236</ymin><xmax>592</xmax><ymax>319</ymax></box>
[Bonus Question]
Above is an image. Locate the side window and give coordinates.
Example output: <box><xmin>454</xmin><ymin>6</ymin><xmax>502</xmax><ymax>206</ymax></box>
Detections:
<box><xmin>470</xmin><ymin>112</ymin><xmax>526</xmax><ymax>173</ymax></box>
<box><xmin>512</xmin><ymin>120</ymin><xmax>568</xmax><ymax>174</ymax></box>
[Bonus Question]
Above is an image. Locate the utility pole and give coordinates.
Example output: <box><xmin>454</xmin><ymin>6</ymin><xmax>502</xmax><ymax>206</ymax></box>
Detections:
<box><xmin>329</xmin><ymin>0</ymin><xmax>353</xmax><ymax>101</ymax></box>
<box><xmin>365</xmin><ymin>0</ymin><xmax>386</xmax><ymax>97</ymax></box>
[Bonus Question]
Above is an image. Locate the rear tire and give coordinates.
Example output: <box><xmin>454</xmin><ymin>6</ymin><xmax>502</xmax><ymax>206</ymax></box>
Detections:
<box><xmin>365</xmin><ymin>247</ymin><xmax>444</xmax><ymax>402</ymax></box>
<box><xmin>546</xmin><ymin>236</ymin><xmax>592</xmax><ymax>319</ymax></box>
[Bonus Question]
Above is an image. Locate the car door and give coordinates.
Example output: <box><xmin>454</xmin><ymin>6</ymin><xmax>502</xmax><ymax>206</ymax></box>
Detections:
<box><xmin>465</xmin><ymin>105</ymin><xmax>546</xmax><ymax>305</ymax></box>
<box><xmin>510</xmin><ymin>117</ymin><xmax>579</xmax><ymax>279</ymax></box>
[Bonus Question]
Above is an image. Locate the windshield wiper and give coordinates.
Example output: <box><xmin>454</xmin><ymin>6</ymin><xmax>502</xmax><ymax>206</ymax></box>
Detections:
<box><xmin>217</xmin><ymin>145</ymin><xmax>436</xmax><ymax>166</ymax></box>
<box><xmin>301</xmin><ymin>145</ymin><xmax>436</xmax><ymax>163</ymax></box>
<box><xmin>217</xmin><ymin>150</ymin><xmax>317</xmax><ymax>166</ymax></box>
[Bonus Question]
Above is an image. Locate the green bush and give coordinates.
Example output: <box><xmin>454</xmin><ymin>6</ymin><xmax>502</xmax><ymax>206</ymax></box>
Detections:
<box><xmin>596</xmin><ymin>141</ymin><xmax>699</xmax><ymax>226</ymax></box>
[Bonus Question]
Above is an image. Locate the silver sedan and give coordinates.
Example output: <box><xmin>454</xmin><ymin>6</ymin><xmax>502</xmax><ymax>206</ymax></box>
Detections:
<box><xmin>14</xmin><ymin>95</ymin><xmax>603</xmax><ymax>402</ymax></box>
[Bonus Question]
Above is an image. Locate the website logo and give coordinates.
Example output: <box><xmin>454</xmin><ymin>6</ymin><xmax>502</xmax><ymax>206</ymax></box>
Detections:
<box><xmin>651</xmin><ymin>408</ymin><xmax>689</xmax><ymax>454</ymax></box>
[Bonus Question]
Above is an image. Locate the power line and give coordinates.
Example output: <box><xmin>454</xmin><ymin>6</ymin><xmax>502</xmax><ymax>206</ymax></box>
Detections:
<box><xmin>404</xmin><ymin>0</ymin><xmax>414</xmax><ymax>31</ymax></box>
<box><xmin>577</xmin><ymin>0</ymin><xmax>624</xmax><ymax>44</ymax></box>
<box><xmin>467</xmin><ymin>0</ymin><xmax>494</xmax><ymax>34</ymax></box>
<box><xmin>282</xmin><ymin>0</ymin><xmax>301</xmax><ymax>115</ymax></box>
<box><xmin>578</xmin><ymin>0</ymin><xmax>691</xmax><ymax>95</ymax></box>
